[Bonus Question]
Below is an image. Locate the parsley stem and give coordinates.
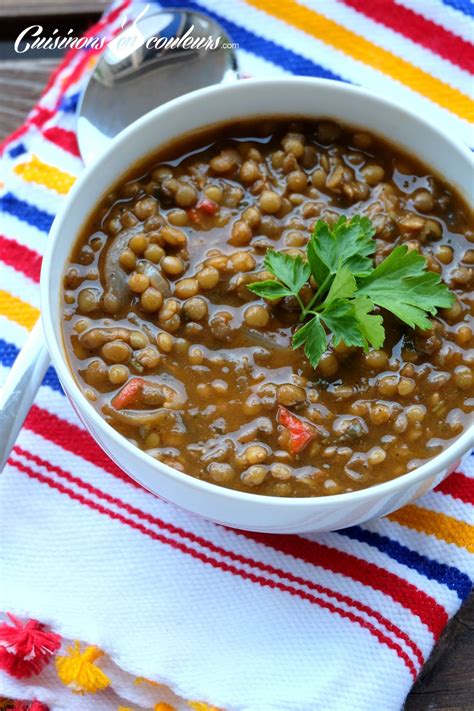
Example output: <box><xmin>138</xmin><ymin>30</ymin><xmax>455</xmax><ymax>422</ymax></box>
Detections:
<box><xmin>302</xmin><ymin>273</ymin><xmax>332</xmax><ymax>317</ymax></box>
<box><xmin>295</xmin><ymin>293</ymin><xmax>306</xmax><ymax>315</ymax></box>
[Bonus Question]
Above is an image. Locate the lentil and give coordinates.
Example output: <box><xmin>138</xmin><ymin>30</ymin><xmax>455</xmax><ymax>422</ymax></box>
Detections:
<box><xmin>119</xmin><ymin>248</ymin><xmax>137</xmax><ymax>270</ymax></box>
<box><xmin>277</xmin><ymin>384</ymin><xmax>306</xmax><ymax>406</ymax></box>
<box><xmin>156</xmin><ymin>332</ymin><xmax>174</xmax><ymax>353</ymax></box>
<box><xmin>129</xmin><ymin>234</ymin><xmax>149</xmax><ymax>255</ymax></box>
<box><xmin>454</xmin><ymin>365</ymin><xmax>473</xmax><ymax>391</ymax></box>
<box><xmin>230</xmin><ymin>251</ymin><xmax>256</xmax><ymax>272</ymax></box>
<box><xmin>241</xmin><ymin>465</ymin><xmax>267</xmax><ymax>485</ymax></box>
<box><xmin>175</xmin><ymin>183</ymin><xmax>198</xmax><ymax>207</ymax></box>
<box><xmin>259</xmin><ymin>190</ymin><xmax>282</xmax><ymax>214</ymax></box>
<box><xmin>244</xmin><ymin>445</ymin><xmax>268</xmax><ymax>465</ymax></box>
<box><xmin>102</xmin><ymin>340</ymin><xmax>131</xmax><ymax>363</ymax></box>
<box><xmin>368</xmin><ymin>447</ymin><xmax>387</xmax><ymax>466</ymax></box>
<box><xmin>197</xmin><ymin>266</ymin><xmax>220</xmax><ymax>289</ymax></box>
<box><xmin>108</xmin><ymin>364</ymin><xmax>129</xmax><ymax>385</ymax></box>
<box><xmin>162</xmin><ymin>256</ymin><xmax>185</xmax><ymax>276</ymax></box>
<box><xmin>244</xmin><ymin>305</ymin><xmax>270</xmax><ymax>328</ymax></box>
<box><xmin>168</xmin><ymin>208</ymin><xmax>189</xmax><ymax>226</ymax></box>
<box><xmin>161</xmin><ymin>225</ymin><xmax>186</xmax><ymax>247</ymax></box>
<box><xmin>128</xmin><ymin>272</ymin><xmax>150</xmax><ymax>293</ymax></box>
<box><xmin>208</xmin><ymin>462</ymin><xmax>236</xmax><ymax>483</ymax></box>
<box><xmin>175</xmin><ymin>278</ymin><xmax>199</xmax><ymax>300</ymax></box>
<box><xmin>130</xmin><ymin>331</ymin><xmax>148</xmax><ymax>349</ymax></box>
<box><xmin>287</xmin><ymin>171</ymin><xmax>307</xmax><ymax>193</ymax></box>
<box><xmin>144</xmin><ymin>244</ymin><xmax>165</xmax><ymax>263</ymax></box>
<box><xmin>361</xmin><ymin>164</ymin><xmax>384</xmax><ymax>186</ymax></box>
<box><xmin>230</xmin><ymin>220</ymin><xmax>253</xmax><ymax>246</ymax></box>
<box><xmin>77</xmin><ymin>288</ymin><xmax>99</xmax><ymax>313</ymax></box>
<box><xmin>183</xmin><ymin>296</ymin><xmax>208</xmax><ymax>321</ymax></box>
<box><xmin>240</xmin><ymin>160</ymin><xmax>260</xmax><ymax>183</ymax></box>
<box><xmin>140</xmin><ymin>287</ymin><xmax>163</xmax><ymax>312</ymax></box>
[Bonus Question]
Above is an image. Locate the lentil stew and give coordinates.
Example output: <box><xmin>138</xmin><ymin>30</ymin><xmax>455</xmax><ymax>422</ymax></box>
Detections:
<box><xmin>62</xmin><ymin>118</ymin><xmax>474</xmax><ymax>497</ymax></box>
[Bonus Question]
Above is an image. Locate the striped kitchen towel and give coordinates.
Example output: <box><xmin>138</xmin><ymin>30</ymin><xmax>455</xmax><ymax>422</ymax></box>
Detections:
<box><xmin>0</xmin><ymin>1</ymin><xmax>473</xmax><ymax>710</ymax></box>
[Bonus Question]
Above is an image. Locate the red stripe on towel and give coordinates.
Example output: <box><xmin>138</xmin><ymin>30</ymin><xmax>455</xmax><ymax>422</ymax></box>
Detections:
<box><xmin>0</xmin><ymin>235</ymin><xmax>42</xmax><ymax>282</ymax></box>
<box><xmin>241</xmin><ymin>531</ymin><xmax>448</xmax><ymax>638</ymax></box>
<box><xmin>435</xmin><ymin>472</ymin><xmax>474</xmax><ymax>505</ymax></box>
<box><xmin>8</xmin><ymin>455</ymin><xmax>419</xmax><ymax>679</ymax></box>
<box><xmin>25</xmin><ymin>405</ymin><xmax>144</xmax><ymax>490</ymax></box>
<box><xmin>23</xmin><ymin>404</ymin><xmax>448</xmax><ymax>638</ymax></box>
<box><xmin>43</xmin><ymin>127</ymin><xmax>80</xmax><ymax>157</ymax></box>
<box><xmin>341</xmin><ymin>0</ymin><xmax>474</xmax><ymax>74</ymax></box>
<box><xmin>14</xmin><ymin>444</ymin><xmax>426</xmax><ymax>670</ymax></box>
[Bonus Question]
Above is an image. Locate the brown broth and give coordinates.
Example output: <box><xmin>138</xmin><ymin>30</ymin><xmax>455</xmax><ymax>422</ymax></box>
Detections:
<box><xmin>62</xmin><ymin>118</ymin><xmax>474</xmax><ymax>497</ymax></box>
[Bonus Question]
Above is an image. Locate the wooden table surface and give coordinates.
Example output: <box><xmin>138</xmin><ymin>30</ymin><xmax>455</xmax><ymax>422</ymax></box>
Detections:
<box><xmin>1</xmin><ymin>2</ymin><xmax>473</xmax><ymax>709</ymax></box>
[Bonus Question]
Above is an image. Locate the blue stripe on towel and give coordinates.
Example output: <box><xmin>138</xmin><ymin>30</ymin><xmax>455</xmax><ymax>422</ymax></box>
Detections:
<box><xmin>58</xmin><ymin>92</ymin><xmax>80</xmax><ymax>113</ymax></box>
<box><xmin>8</xmin><ymin>143</ymin><xmax>27</xmax><ymax>159</ymax></box>
<box><xmin>340</xmin><ymin>526</ymin><xmax>472</xmax><ymax>600</ymax></box>
<box><xmin>154</xmin><ymin>0</ymin><xmax>349</xmax><ymax>82</ymax></box>
<box><xmin>1</xmin><ymin>193</ymin><xmax>54</xmax><ymax>233</ymax></box>
<box><xmin>440</xmin><ymin>0</ymin><xmax>474</xmax><ymax>17</ymax></box>
<box><xmin>0</xmin><ymin>338</ymin><xmax>63</xmax><ymax>393</ymax></box>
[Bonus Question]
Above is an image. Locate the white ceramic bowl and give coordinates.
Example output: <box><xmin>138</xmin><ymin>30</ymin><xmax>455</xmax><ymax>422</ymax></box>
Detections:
<box><xmin>41</xmin><ymin>78</ymin><xmax>474</xmax><ymax>533</ymax></box>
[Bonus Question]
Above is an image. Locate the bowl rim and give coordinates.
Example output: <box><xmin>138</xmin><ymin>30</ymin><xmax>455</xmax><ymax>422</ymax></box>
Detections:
<box><xmin>41</xmin><ymin>76</ymin><xmax>474</xmax><ymax>510</ymax></box>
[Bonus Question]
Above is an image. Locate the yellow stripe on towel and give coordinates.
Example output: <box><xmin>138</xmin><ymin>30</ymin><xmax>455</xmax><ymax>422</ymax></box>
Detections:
<box><xmin>0</xmin><ymin>290</ymin><xmax>39</xmax><ymax>330</ymax></box>
<box><xmin>245</xmin><ymin>0</ymin><xmax>474</xmax><ymax>122</ymax></box>
<box><xmin>388</xmin><ymin>505</ymin><xmax>474</xmax><ymax>553</ymax></box>
<box><xmin>14</xmin><ymin>155</ymin><xmax>76</xmax><ymax>195</ymax></box>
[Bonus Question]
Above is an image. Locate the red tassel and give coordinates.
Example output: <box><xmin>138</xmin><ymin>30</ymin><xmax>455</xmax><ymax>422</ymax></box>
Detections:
<box><xmin>10</xmin><ymin>702</ymin><xmax>49</xmax><ymax>711</ymax></box>
<box><xmin>0</xmin><ymin>614</ymin><xmax>61</xmax><ymax>679</ymax></box>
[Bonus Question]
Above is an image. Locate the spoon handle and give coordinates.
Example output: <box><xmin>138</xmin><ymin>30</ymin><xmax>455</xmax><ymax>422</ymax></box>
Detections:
<box><xmin>0</xmin><ymin>319</ymin><xmax>50</xmax><ymax>471</ymax></box>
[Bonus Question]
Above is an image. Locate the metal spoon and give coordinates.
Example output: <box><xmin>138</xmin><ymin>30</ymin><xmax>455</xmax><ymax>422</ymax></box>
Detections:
<box><xmin>0</xmin><ymin>7</ymin><xmax>239</xmax><ymax>470</ymax></box>
<box><xmin>78</xmin><ymin>7</ymin><xmax>238</xmax><ymax>164</ymax></box>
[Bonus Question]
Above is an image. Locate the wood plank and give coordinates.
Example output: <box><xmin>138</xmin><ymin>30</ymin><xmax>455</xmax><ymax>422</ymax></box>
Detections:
<box><xmin>0</xmin><ymin>59</ymin><xmax>60</xmax><ymax>140</ymax></box>
<box><xmin>405</xmin><ymin>594</ymin><xmax>474</xmax><ymax>710</ymax></box>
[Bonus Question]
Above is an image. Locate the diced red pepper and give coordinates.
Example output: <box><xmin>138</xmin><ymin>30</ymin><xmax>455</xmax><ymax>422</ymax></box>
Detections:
<box><xmin>111</xmin><ymin>377</ymin><xmax>146</xmax><ymax>410</ymax></box>
<box><xmin>196</xmin><ymin>197</ymin><xmax>219</xmax><ymax>214</ymax></box>
<box><xmin>277</xmin><ymin>406</ymin><xmax>316</xmax><ymax>454</ymax></box>
<box><xmin>187</xmin><ymin>207</ymin><xmax>202</xmax><ymax>225</ymax></box>
<box><xmin>187</xmin><ymin>198</ymin><xmax>219</xmax><ymax>225</ymax></box>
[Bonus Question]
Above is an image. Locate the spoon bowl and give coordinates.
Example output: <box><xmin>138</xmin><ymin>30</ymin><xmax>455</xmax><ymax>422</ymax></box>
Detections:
<box><xmin>77</xmin><ymin>8</ymin><xmax>239</xmax><ymax>164</ymax></box>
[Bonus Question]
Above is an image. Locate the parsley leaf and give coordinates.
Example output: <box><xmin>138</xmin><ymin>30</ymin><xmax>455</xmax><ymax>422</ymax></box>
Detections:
<box><xmin>308</xmin><ymin>215</ymin><xmax>375</xmax><ymax>285</ymax></box>
<box><xmin>247</xmin><ymin>280</ymin><xmax>292</xmax><ymax>300</ymax></box>
<box><xmin>320</xmin><ymin>299</ymin><xmax>366</xmax><ymax>349</ymax></box>
<box><xmin>307</xmin><ymin>225</ymin><xmax>329</xmax><ymax>285</ymax></box>
<box><xmin>325</xmin><ymin>266</ymin><xmax>357</xmax><ymax>303</ymax></box>
<box><xmin>292</xmin><ymin>316</ymin><xmax>327</xmax><ymax>368</ymax></box>
<box><xmin>352</xmin><ymin>296</ymin><xmax>385</xmax><ymax>350</ymax></box>
<box><xmin>357</xmin><ymin>245</ymin><xmax>455</xmax><ymax>330</ymax></box>
<box><xmin>247</xmin><ymin>216</ymin><xmax>455</xmax><ymax>369</ymax></box>
<box><xmin>264</xmin><ymin>250</ymin><xmax>310</xmax><ymax>295</ymax></box>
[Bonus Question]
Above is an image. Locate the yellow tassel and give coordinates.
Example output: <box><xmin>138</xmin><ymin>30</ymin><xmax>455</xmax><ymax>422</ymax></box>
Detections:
<box><xmin>117</xmin><ymin>707</ymin><xmax>135</xmax><ymax>711</ymax></box>
<box><xmin>154</xmin><ymin>704</ymin><xmax>176</xmax><ymax>711</ymax></box>
<box><xmin>55</xmin><ymin>641</ymin><xmax>110</xmax><ymax>694</ymax></box>
<box><xmin>188</xmin><ymin>703</ymin><xmax>221</xmax><ymax>711</ymax></box>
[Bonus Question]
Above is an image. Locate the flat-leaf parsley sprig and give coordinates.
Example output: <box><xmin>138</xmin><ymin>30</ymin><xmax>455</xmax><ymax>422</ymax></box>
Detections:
<box><xmin>247</xmin><ymin>215</ymin><xmax>455</xmax><ymax>368</ymax></box>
